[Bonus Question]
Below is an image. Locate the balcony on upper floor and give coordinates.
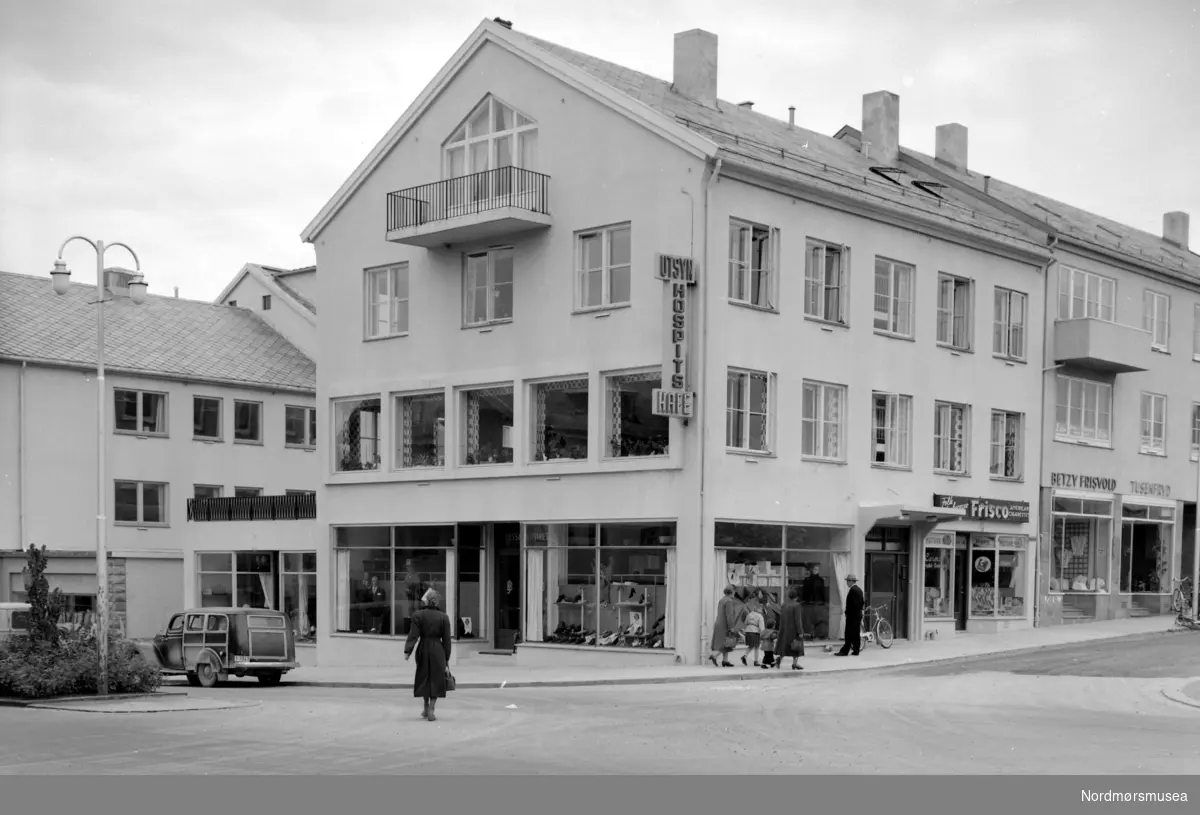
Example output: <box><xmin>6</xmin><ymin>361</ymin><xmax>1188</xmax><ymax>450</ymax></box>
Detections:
<box><xmin>386</xmin><ymin>167</ymin><xmax>551</xmax><ymax>248</ymax></box>
<box><xmin>1052</xmin><ymin>318</ymin><xmax>1155</xmax><ymax>374</ymax></box>
<box><xmin>187</xmin><ymin>493</ymin><xmax>316</xmax><ymax>522</ymax></box>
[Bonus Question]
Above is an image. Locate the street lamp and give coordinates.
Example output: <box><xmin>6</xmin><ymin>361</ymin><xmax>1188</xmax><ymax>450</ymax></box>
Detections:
<box><xmin>50</xmin><ymin>236</ymin><xmax>146</xmax><ymax>697</ymax></box>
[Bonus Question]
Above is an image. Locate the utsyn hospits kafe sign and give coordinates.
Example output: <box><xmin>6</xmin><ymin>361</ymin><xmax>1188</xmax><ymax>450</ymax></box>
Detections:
<box><xmin>652</xmin><ymin>253</ymin><xmax>696</xmax><ymax>420</ymax></box>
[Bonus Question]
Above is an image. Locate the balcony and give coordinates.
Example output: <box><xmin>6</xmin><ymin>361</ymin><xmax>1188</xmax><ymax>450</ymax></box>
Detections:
<box><xmin>1053</xmin><ymin>318</ymin><xmax>1154</xmax><ymax>374</ymax></box>
<box><xmin>187</xmin><ymin>494</ymin><xmax>316</xmax><ymax>522</ymax></box>
<box><xmin>386</xmin><ymin>167</ymin><xmax>551</xmax><ymax>248</ymax></box>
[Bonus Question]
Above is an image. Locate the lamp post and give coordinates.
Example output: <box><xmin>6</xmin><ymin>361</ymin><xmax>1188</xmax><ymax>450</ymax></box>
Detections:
<box><xmin>50</xmin><ymin>237</ymin><xmax>147</xmax><ymax>697</ymax></box>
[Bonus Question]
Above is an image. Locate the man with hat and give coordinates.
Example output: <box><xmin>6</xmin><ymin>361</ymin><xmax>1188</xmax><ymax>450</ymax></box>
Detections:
<box><xmin>836</xmin><ymin>573</ymin><xmax>865</xmax><ymax>656</ymax></box>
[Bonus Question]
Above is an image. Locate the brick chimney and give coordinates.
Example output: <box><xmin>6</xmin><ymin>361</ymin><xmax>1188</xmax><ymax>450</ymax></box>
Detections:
<box><xmin>1163</xmin><ymin>211</ymin><xmax>1190</xmax><ymax>250</ymax></box>
<box><xmin>935</xmin><ymin>123</ymin><xmax>968</xmax><ymax>173</ymax></box>
<box><xmin>673</xmin><ymin>29</ymin><xmax>718</xmax><ymax>107</ymax></box>
<box><xmin>862</xmin><ymin>91</ymin><xmax>900</xmax><ymax>164</ymax></box>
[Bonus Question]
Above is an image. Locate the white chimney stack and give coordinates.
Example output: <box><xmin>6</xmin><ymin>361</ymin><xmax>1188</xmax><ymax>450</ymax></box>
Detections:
<box><xmin>673</xmin><ymin>29</ymin><xmax>718</xmax><ymax>108</ymax></box>
<box><xmin>1163</xmin><ymin>211</ymin><xmax>1190</xmax><ymax>250</ymax></box>
<box><xmin>862</xmin><ymin>91</ymin><xmax>900</xmax><ymax>165</ymax></box>
<box><xmin>935</xmin><ymin>123</ymin><xmax>968</xmax><ymax>173</ymax></box>
<box><xmin>788</xmin><ymin>106</ymin><xmax>795</xmax><ymax>128</ymax></box>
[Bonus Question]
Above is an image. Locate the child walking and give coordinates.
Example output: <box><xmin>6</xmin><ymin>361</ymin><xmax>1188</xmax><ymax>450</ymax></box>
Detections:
<box><xmin>740</xmin><ymin>599</ymin><xmax>765</xmax><ymax>667</ymax></box>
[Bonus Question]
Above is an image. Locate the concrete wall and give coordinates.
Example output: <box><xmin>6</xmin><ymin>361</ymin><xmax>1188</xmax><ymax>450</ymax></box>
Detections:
<box><xmin>124</xmin><ymin>557</ymin><xmax>183</xmax><ymax>638</ymax></box>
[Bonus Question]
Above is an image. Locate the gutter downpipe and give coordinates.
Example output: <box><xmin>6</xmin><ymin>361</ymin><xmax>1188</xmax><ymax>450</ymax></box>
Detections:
<box><xmin>698</xmin><ymin>156</ymin><xmax>723</xmax><ymax>660</ymax></box>
<box><xmin>18</xmin><ymin>362</ymin><xmax>28</xmax><ymax>556</ymax></box>
<box><xmin>1034</xmin><ymin>235</ymin><xmax>1060</xmax><ymax>628</ymax></box>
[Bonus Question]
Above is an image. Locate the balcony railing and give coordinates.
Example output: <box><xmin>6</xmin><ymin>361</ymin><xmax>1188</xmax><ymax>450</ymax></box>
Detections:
<box><xmin>187</xmin><ymin>494</ymin><xmax>316</xmax><ymax>522</ymax></box>
<box><xmin>386</xmin><ymin>166</ymin><xmax>550</xmax><ymax>232</ymax></box>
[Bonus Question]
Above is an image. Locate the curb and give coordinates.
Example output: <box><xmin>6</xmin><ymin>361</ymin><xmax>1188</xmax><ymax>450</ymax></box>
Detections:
<box><xmin>1160</xmin><ymin>680</ymin><xmax>1200</xmax><ymax>712</ymax></box>
<box><xmin>157</xmin><ymin>627</ymin><xmax>1184</xmax><ymax>692</ymax></box>
<box><xmin>0</xmin><ymin>689</ymin><xmax>187</xmax><ymax>708</ymax></box>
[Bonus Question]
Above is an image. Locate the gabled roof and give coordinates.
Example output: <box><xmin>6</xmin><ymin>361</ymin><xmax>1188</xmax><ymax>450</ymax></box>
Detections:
<box><xmin>0</xmin><ymin>271</ymin><xmax>316</xmax><ymax>393</ymax></box>
<box><xmin>215</xmin><ymin>263</ymin><xmax>317</xmax><ymax>317</ymax></box>
<box><xmin>837</xmin><ymin>126</ymin><xmax>1199</xmax><ymax>285</ymax></box>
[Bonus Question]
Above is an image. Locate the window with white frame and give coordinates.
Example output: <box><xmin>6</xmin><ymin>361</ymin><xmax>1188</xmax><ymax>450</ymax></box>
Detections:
<box><xmin>933</xmin><ymin>401</ymin><xmax>969</xmax><ymax>474</ymax></box>
<box><xmin>114</xmin><ymin>389</ymin><xmax>167</xmax><ymax>435</ymax></box>
<box><xmin>871</xmin><ymin>392</ymin><xmax>911</xmax><ymax>468</ymax></box>
<box><xmin>114</xmin><ymin>480</ymin><xmax>167</xmax><ymax>525</ymax></box>
<box><xmin>1055</xmin><ymin>375</ymin><xmax>1112</xmax><ymax>444</ymax></box>
<box><xmin>993</xmin><ymin>288</ymin><xmax>1027</xmax><ymax>360</ymax></box>
<box><xmin>936</xmin><ymin>273</ymin><xmax>973</xmax><ymax>350</ymax></box>
<box><xmin>333</xmin><ymin>396</ymin><xmax>381</xmax><ymax>472</ymax></box>
<box><xmin>1142</xmin><ymin>290</ymin><xmax>1170</xmax><ymax>351</ymax></box>
<box><xmin>365</xmin><ymin>265</ymin><xmax>409</xmax><ymax>339</ymax></box>
<box><xmin>444</xmin><ymin>97</ymin><xmax>538</xmax><ymax>185</ymax></box>
<box><xmin>605</xmin><ymin>370</ymin><xmax>669</xmax><ymax>458</ymax></box>
<box><xmin>1193</xmin><ymin>303</ymin><xmax>1200</xmax><ymax>360</ymax></box>
<box><xmin>531</xmin><ymin>377</ymin><xmax>589</xmax><ymax>461</ymax></box>
<box><xmin>804</xmin><ymin>240</ymin><xmax>847</xmax><ymax>324</ymax></box>
<box><xmin>396</xmin><ymin>391</ymin><xmax>445</xmax><ymax>468</ymax></box>
<box><xmin>728</xmin><ymin>220</ymin><xmax>774</xmax><ymax>309</ymax></box>
<box><xmin>873</xmin><ymin>258</ymin><xmax>914</xmax><ymax>337</ymax></box>
<box><xmin>193</xmin><ymin>396</ymin><xmax>222</xmax><ymax>440</ymax></box>
<box><xmin>1139</xmin><ymin>392</ymin><xmax>1167</xmax><ymax>454</ymax></box>
<box><xmin>463</xmin><ymin>247</ymin><xmax>513</xmax><ymax>326</ymax></box>
<box><xmin>801</xmin><ymin>381</ymin><xmax>846</xmax><ymax>460</ymax></box>
<box><xmin>726</xmin><ymin>369</ymin><xmax>773</xmax><ymax>453</ymax></box>
<box><xmin>460</xmin><ymin>384</ymin><xmax>514</xmax><ymax>465</ymax></box>
<box><xmin>1057</xmin><ymin>266</ymin><xmax>1115</xmax><ymax>321</ymax></box>
<box><xmin>285</xmin><ymin>406</ymin><xmax>316</xmax><ymax>448</ymax></box>
<box><xmin>193</xmin><ymin>484</ymin><xmax>222</xmax><ymax>500</ymax></box>
<box><xmin>989</xmin><ymin>410</ymin><xmax>1023</xmax><ymax>479</ymax></box>
<box><xmin>577</xmin><ymin>224</ymin><xmax>631</xmax><ymax>310</ymax></box>
<box><xmin>234</xmin><ymin>400</ymin><xmax>262</xmax><ymax>443</ymax></box>
<box><xmin>1191</xmin><ymin>403</ymin><xmax>1200</xmax><ymax>460</ymax></box>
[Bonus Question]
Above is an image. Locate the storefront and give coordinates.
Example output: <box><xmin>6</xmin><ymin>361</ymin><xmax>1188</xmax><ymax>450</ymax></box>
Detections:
<box><xmin>195</xmin><ymin>550</ymin><xmax>318</xmax><ymax>646</ymax></box>
<box><xmin>1039</xmin><ymin>471</ymin><xmax>1184</xmax><ymax>624</ymax></box>
<box><xmin>920</xmin><ymin>495</ymin><xmax>1035</xmax><ymax>636</ymax></box>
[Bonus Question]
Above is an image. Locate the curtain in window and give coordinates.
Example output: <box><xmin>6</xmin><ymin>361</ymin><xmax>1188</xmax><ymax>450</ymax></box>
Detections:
<box><xmin>609</xmin><ymin>379</ymin><xmax>623</xmax><ymax>456</ymax></box>
<box><xmin>466</xmin><ymin>391</ymin><xmax>481</xmax><ymax>461</ymax></box>
<box><xmin>832</xmin><ymin>551</ymin><xmax>850</xmax><ymax>639</ymax></box>
<box><xmin>534</xmin><ymin>385</ymin><xmax>548</xmax><ymax>460</ymax></box>
<box><xmin>524</xmin><ymin>550</ymin><xmax>544</xmax><ymax>644</ymax></box>
<box><xmin>297</xmin><ymin>572</ymin><xmax>311</xmax><ymax>637</ymax></box>
<box><xmin>757</xmin><ymin>376</ymin><xmax>771</xmax><ymax>452</ymax></box>
<box><xmin>401</xmin><ymin>398</ymin><xmax>414</xmax><ymax>467</ymax></box>
<box><xmin>258</xmin><ymin>574</ymin><xmax>275</xmax><ymax>609</ymax></box>
<box><xmin>144</xmin><ymin>395</ymin><xmax>165</xmax><ymax>433</ymax></box>
<box><xmin>952</xmin><ymin>283</ymin><xmax>969</xmax><ymax>347</ymax></box>
<box><xmin>952</xmin><ymin>407</ymin><xmax>964</xmax><ymax>470</ymax></box>
<box><xmin>895</xmin><ymin>268</ymin><xmax>913</xmax><ymax>335</ymax></box>
<box><xmin>665</xmin><ymin>549</ymin><xmax>677</xmax><ymax>649</ymax></box>
<box><xmin>805</xmin><ymin>245</ymin><xmax>822</xmax><ymax>315</ymax></box>
<box><xmin>824</xmin><ymin>249</ymin><xmax>842</xmax><ymax>321</ymax></box>
<box><xmin>823</xmin><ymin>386</ymin><xmax>840</xmax><ymax>457</ymax></box>
<box><xmin>336</xmin><ymin>549</ymin><xmax>350</xmax><ymax>631</ymax></box>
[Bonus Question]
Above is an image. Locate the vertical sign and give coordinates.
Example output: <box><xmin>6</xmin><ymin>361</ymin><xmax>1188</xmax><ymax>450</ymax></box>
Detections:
<box><xmin>653</xmin><ymin>253</ymin><xmax>697</xmax><ymax>419</ymax></box>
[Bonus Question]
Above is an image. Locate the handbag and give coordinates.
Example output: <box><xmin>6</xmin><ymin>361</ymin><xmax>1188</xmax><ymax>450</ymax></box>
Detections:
<box><xmin>723</xmin><ymin>634</ymin><xmax>738</xmax><ymax>651</ymax></box>
<box><xmin>445</xmin><ymin>668</ymin><xmax>457</xmax><ymax>692</ymax></box>
<box><xmin>790</xmin><ymin>637</ymin><xmax>804</xmax><ymax>655</ymax></box>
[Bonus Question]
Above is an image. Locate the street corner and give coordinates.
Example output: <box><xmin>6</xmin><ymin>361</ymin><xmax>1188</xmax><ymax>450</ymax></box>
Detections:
<box><xmin>26</xmin><ymin>694</ymin><xmax>261</xmax><ymax>714</ymax></box>
<box><xmin>1159</xmin><ymin>678</ymin><xmax>1200</xmax><ymax>712</ymax></box>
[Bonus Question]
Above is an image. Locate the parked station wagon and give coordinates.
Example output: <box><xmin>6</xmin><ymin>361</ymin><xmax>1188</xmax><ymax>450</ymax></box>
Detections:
<box><xmin>0</xmin><ymin>602</ymin><xmax>31</xmax><ymax>645</ymax></box>
<box><xmin>152</xmin><ymin>607</ymin><xmax>298</xmax><ymax>687</ymax></box>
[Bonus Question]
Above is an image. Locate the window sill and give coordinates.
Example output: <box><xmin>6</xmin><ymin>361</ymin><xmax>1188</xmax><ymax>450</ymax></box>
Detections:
<box><xmin>391</xmin><ymin>464</ymin><xmax>446</xmax><ymax>473</ymax></box>
<box><xmin>873</xmin><ymin>330</ymin><xmax>915</xmax><ymax>343</ymax></box>
<box><xmin>989</xmin><ymin>475</ymin><xmax>1024</xmax><ymax>484</ymax></box>
<box><xmin>992</xmin><ymin>354</ymin><xmax>1027</xmax><ymax>365</ymax></box>
<box><xmin>286</xmin><ymin>445</ymin><xmax>317</xmax><ymax>452</ymax></box>
<box><xmin>728</xmin><ymin>299</ymin><xmax>778</xmax><ymax>315</ymax></box>
<box><xmin>934</xmin><ymin>470</ymin><xmax>970</xmax><ymax>479</ymax></box>
<box><xmin>1150</xmin><ymin>346</ymin><xmax>1169</xmax><ymax>355</ymax></box>
<box><xmin>114</xmin><ymin>522</ymin><xmax>169</xmax><ymax>529</ymax></box>
<box><xmin>801</xmin><ymin>456</ymin><xmax>846</xmax><ymax>465</ymax></box>
<box><xmin>1053</xmin><ymin>437</ymin><xmax>1112</xmax><ymax>450</ymax></box>
<box><xmin>193</xmin><ymin>437</ymin><xmax>223</xmax><ymax>444</ymax></box>
<box><xmin>463</xmin><ymin>320</ymin><xmax>513</xmax><ymax>332</ymax></box>
<box><xmin>937</xmin><ymin>343</ymin><xmax>974</xmax><ymax>356</ymax></box>
<box><xmin>871</xmin><ymin>463</ymin><xmax>912</xmax><ymax>472</ymax></box>
<box><xmin>528</xmin><ymin>456</ymin><xmax>590</xmax><ymax>465</ymax></box>
<box><xmin>727</xmin><ymin>448</ymin><xmax>774</xmax><ymax>459</ymax></box>
<box><xmin>234</xmin><ymin>439</ymin><xmax>265</xmax><ymax>446</ymax></box>
<box><xmin>1138</xmin><ymin>449</ymin><xmax>1167</xmax><ymax>458</ymax></box>
<box><xmin>114</xmin><ymin>430</ymin><xmax>168</xmax><ymax>439</ymax></box>
<box><xmin>803</xmin><ymin>315</ymin><xmax>848</xmax><ymax>331</ymax></box>
<box><xmin>573</xmin><ymin>303</ymin><xmax>631</xmax><ymax>317</ymax></box>
<box><xmin>461</xmin><ymin>461</ymin><xmax>515</xmax><ymax>468</ymax></box>
<box><xmin>364</xmin><ymin>332</ymin><xmax>409</xmax><ymax>343</ymax></box>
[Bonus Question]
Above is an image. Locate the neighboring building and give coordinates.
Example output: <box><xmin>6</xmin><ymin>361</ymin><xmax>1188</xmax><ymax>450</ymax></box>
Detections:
<box><xmin>0</xmin><ymin>269</ymin><xmax>318</xmax><ymax>644</ymax></box>
<box><xmin>838</xmin><ymin>129</ymin><xmax>1199</xmax><ymax>626</ymax></box>
<box><xmin>216</xmin><ymin>263</ymin><xmax>318</xmax><ymax>359</ymax></box>
<box><xmin>300</xmin><ymin>19</ymin><xmax>1067</xmax><ymax>668</ymax></box>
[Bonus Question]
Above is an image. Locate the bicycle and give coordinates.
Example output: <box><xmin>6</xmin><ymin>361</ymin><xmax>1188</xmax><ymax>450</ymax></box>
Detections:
<box><xmin>1171</xmin><ymin>577</ymin><xmax>1194</xmax><ymax>615</ymax></box>
<box><xmin>860</xmin><ymin>604</ymin><xmax>894</xmax><ymax>649</ymax></box>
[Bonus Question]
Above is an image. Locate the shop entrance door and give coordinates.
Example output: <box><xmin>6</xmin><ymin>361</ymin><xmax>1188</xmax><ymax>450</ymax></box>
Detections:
<box><xmin>866</xmin><ymin>552</ymin><xmax>909</xmax><ymax>640</ymax></box>
<box><xmin>953</xmin><ymin>550</ymin><xmax>969</xmax><ymax>631</ymax></box>
<box><xmin>493</xmin><ymin>523</ymin><xmax>522</xmax><ymax>650</ymax></box>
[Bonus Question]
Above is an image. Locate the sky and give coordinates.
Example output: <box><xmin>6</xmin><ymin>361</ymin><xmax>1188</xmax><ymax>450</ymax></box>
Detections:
<box><xmin>1</xmin><ymin>0</ymin><xmax>1197</xmax><ymax>302</ymax></box>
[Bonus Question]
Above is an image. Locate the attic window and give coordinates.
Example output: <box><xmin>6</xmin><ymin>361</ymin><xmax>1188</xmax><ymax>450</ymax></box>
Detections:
<box><xmin>262</xmin><ymin>294</ymin><xmax>272</xmax><ymax>311</ymax></box>
<box><xmin>228</xmin><ymin>300</ymin><xmax>238</xmax><ymax>307</ymax></box>
<box><xmin>444</xmin><ymin>96</ymin><xmax>538</xmax><ymax>182</ymax></box>
<box><xmin>911</xmin><ymin>180</ymin><xmax>947</xmax><ymax>200</ymax></box>
<box><xmin>869</xmin><ymin>167</ymin><xmax>906</xmax><ymax>187</ymax></box>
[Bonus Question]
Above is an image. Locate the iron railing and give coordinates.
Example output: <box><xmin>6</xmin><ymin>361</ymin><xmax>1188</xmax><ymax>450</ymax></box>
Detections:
<box><xmin>386</xmin><ymin>166</ymin><xmax>550</xmax><ymax>231</ymax></box>
<box><xmin>187</xmin><ymin>493</ymin><xmax>316</xmax><ymax>522</ymax></box>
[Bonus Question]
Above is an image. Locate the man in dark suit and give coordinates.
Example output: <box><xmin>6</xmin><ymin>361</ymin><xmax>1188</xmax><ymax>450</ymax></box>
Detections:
<box><xmin>801</xmin><ymin>563</ymin><xmax>828</xmax><ymax>639</ymax></box>
<box><xmin>366</xmin><ymin>575</ymin><xmax>388</xmax><ymax>634</ymax></box>
<box><xmin>836</xmin><ymin>574</ymin><xmax>865</xmax><ymax>656</ymax></box>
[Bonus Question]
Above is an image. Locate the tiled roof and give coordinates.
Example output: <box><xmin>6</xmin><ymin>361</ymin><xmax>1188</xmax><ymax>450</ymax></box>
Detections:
<box><xmin>513</xmin><ymin>32</ymin><xmax>1045</xmax><ymax>257</ymax></box>
<box><xmin>258</xmin><ymin>265</ymin><xmax>317</xmax><ymax>315</ymax></box>
<box><xmin>0</xmin><ymin>271</ymin><xmax>316</xmax><ymax>392</ymax></box>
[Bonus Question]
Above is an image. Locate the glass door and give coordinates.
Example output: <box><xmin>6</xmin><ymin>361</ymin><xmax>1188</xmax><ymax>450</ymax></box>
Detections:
<box><xmin>455</xmin><ymin>524</ymin><xmax>485</xmax><ymax>640</ymax></box>
<box><xmin>493</xmin><ymin>522</ymin><xmax>522</xmax><ymax>649</ymax></box>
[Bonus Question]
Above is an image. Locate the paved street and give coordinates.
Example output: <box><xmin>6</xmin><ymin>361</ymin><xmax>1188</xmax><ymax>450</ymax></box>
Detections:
<box><xmin>2</xmin><ymin>631</ymin><xmax>1197</xmax><ymax>775</ymax></box>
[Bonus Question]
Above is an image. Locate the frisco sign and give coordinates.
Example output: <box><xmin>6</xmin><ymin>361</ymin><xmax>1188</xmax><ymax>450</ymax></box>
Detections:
<box><xmin>933</xmin><ymin>494</ymin><xmax>1031</xmax><ymax>523</ymax></box>
<box><xmin>652</xmin><ymin>253</ymin><xmax>697</xmax><ymax>419</ymax></box>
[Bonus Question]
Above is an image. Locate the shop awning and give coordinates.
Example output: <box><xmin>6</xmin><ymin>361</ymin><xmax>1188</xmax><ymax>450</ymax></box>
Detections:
<box><xmin>858</xmin><ymin>502</ymin><xmax>966</xmax><ymax>530</ymax></box>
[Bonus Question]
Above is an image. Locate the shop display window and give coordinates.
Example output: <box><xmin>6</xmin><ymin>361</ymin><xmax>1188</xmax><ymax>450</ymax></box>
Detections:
<box><xmin>333</xmin><ymin>526</ymin><xmax>452</xmax><ymax>636</ymax></box>
<box><xmin>970</xmin><ymin>535</ymin><xmax>1027</xmax><ymax>618</ymax></box>
<box><xmin>1119</xmin><ymin>503</ymin><xmax>1174</xmax><ymax>594</ymax></box>
<box><xmin>923</xmin><ymin>535</ymin><xmax>954</xmax><ymax>619</ymax></box>
<box><xmin>1049</xmin><ymin>497</ymin><xmax>1113</xmax><ymax>592</ymax></box>
<box><xmin>524</xmin><ymin>522</ymin><xmax>674</xmax><ymax>649</ymax></box>
<box><xmin>281</xmin><ymin>552</ymin><xmax>317</xmax><ymax>643</ymax></box>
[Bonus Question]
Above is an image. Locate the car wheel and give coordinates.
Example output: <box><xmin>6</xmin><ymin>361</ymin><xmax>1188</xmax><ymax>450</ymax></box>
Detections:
<box><xmin>257</xmin><ymin>671</ymin><xmax>283</xmax><ymax>687</ymax></box>
<box><xmin>186</xmin><ymin>672</ymin><xmax>202</xmax><ymax>688</ymax></box>
<box><xmin>196</xmin><ymin>660</ymin><xmax>219</xmax><ymax>689</ymax></box>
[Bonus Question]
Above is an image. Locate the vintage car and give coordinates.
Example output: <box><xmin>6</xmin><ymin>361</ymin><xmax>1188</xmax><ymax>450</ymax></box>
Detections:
<box><xmin>0</xmin><ymin>602</ymin><xmax>31</xmax><ymax>645</ymax></box>
<box><xmin>152</xmin><ymin>607</ymin><xmax>299</xmax><ymax>687</ymax></box>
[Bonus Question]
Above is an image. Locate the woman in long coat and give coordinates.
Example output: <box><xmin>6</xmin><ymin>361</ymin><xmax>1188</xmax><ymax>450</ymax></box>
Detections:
<box><xmin>776</xmin><ymin>586</ymin><xmax>805</xmax><ymax>670</ymax></box>
<box><xmin>404</xmin><ymin>588</ymin><xmax>453</xmax><ymax>721</ymax></box>
<box><xmin>708</xmin><ymin>585</ymin><xmax>743</xmax><ymax>667</ymax></box>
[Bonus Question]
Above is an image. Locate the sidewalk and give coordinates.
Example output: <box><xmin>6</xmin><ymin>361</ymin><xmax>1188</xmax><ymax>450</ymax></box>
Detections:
<box><xmin>160</xmin><ymin>615</ymin><xmax>1185</xmax><ymax>691</ymax></box>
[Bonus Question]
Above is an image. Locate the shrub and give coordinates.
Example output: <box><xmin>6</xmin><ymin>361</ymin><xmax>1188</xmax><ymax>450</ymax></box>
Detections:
<box><xmin>0</xmin><ymin>629</ymin><xmax>161</xmax><ymax>700</ymax></box>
